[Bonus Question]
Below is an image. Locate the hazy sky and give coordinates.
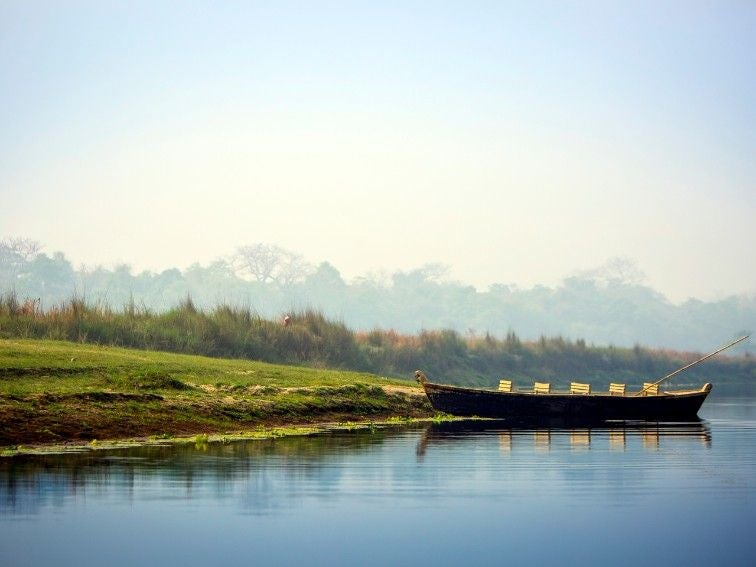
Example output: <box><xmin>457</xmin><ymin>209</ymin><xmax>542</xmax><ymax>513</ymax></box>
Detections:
<box><xmin>1</xmin><ymin>1</ymin><xmax>754</xmax><ymax>302</ymax></box>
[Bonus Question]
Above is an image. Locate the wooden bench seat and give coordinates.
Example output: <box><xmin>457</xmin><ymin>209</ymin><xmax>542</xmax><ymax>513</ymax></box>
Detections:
<box><xmin>609</xmin><ymin>383</ymin><xmax>626</xmax><ymax>396</ymax></box>
<box><xmin>569</xmin><ymin>382</ymin><xmax>591</xmax><ymax>395</ymax></box>
<box><xmin>498</xmin><ymin>379</ymin><xmax>513</xmax><ymax>393</ymax></box>
<box><xmin>641</xmin><ymin>383</ymin><xmax>659</xmax><ymax>396</ymax></box>
<box><xmin>533</xmin><ymin>382</ymin><xmax>551</xmax><ymax>394</ymax></box>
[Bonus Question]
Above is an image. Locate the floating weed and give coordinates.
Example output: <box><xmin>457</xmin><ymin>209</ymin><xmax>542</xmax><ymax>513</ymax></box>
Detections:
<box><xmin>1</xmin><ymin>446</ymin><xmax>19</xmax><ymax>456</ymax></box>
<box><xmin>149</xmin><ymin>433</ymin><xmax>173</xmax><ymax>441</ymax></box>
<box><xmin>432</xmin><ymin>413</ymin><xmax>454</xmax><ymax>423</ymax></box>
<box><xmin>386</xmin><ymin>416</ymin><xmax>413</xmax><ymax>424</ymax></box>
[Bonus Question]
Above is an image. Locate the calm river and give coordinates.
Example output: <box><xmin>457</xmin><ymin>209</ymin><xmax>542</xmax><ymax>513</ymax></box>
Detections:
<box><xmin>1</xmin><ymin>397</ymin><xmax>755</xmax><ymax>566</ymax></box>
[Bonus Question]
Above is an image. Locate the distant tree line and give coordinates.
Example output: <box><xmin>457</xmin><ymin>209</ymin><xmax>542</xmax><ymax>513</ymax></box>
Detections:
<box><xmin>1</xmin><ymin>237</ymin><xmax>754</xmax><ymax>353</ymax></box>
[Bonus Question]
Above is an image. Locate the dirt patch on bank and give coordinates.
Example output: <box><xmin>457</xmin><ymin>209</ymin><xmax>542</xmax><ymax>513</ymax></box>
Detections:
<box><xmin>0</xmin><ymin>386</ymin><xmax>433</xmax><ymax>447</ymax></box>
<box><xmin>381</xmin><ymin>385</ymin><xmax>424</xmax><ymax>396</ymax></box>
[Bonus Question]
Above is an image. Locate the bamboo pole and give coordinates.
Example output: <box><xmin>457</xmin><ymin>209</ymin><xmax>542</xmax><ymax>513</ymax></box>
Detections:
<box><xmin>634</xmin><ymin>334</ymin><xmax>750</xmax><ymax>396</ymax></box>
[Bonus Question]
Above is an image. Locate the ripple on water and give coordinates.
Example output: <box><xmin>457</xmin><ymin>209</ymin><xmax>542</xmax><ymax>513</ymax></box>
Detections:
<box><xmin>1</xmin><ymin>401</ymin><xmax>755</xmax><ymax>566</ymax></box>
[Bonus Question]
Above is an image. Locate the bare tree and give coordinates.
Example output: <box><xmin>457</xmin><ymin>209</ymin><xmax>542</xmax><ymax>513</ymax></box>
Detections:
<box><xmin>234</xmin><ymin>244</ymin><xmax>281</xmax><ymax>283</ymax></box>
<box><xmin>0</xmin><ymin>237</ymin><xmax>43</xmax><ymax>282</ymax></box>
<box><xmin>276</xmin><ymin>250</ymin><xmax>312</xmax><ymax>287</ymax></box>
<box><xmin>0</xmin><ymin>237</ymin><xmax>42</xmax><ymax>263</ymax></box>
<box><xmin>578</xmin><ymin>256</ymin><xmax>646</xmax><ymax>286</ymax></box>
<box><xmin>233</xmin><ymin>243</ymin><xmax>312</xmax><ymax>287</ymax></box>
<box><xmin>416</xmin><ymin>262</ymin><xmax>450</xmax><ymax>283</ymax></box>
<box><xmin>392</xmin><ymin>263</ymin><xmax>451</xmax><ymax>287</ymax></box>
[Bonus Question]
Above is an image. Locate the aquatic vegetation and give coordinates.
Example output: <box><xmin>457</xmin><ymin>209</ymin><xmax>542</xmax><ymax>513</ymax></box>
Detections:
<box><xmin>431</xmin><ymin>413</ymin><xmax>454</xmax><ymax>423</ymax></box>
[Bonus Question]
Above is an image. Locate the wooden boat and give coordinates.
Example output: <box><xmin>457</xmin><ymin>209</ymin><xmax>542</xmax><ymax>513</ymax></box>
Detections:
<box><xmin>414</xmin><ymin>335</ymin><xmax>748</xmax><ymax>422</ymax></box>
<box><xmin>414</xmin><ymin>371</ymin><xmax>711</xmax><ymax>422</ymax></box>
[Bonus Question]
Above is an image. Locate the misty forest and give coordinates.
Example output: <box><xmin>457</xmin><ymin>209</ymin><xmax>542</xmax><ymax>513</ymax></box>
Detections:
<box><xmin>1</xmin><ymin>237</ymin><xmax>753</xmax><ymax>392</ymax></box>
<box><xmin>2</xmin><ymin>237</ymin><xmax>752</xmax><ymax>351</ymax></box>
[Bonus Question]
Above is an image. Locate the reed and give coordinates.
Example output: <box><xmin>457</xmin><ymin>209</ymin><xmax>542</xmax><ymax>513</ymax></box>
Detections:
<box><xmin>0</xmin><ymin>292</ymin><xmax>752</xmax><ymax>392</ymax></box>
<box><xmin>0</xmin><ymin>292</ymin><xmax>365</xmax><ymax>369</ymax></box>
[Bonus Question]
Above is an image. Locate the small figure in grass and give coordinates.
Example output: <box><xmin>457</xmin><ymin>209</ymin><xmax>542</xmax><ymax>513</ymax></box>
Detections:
<box><xmin>283</xmin><ymin>315</ymin><xmax>291</xmax><ymax>327</ymax></box>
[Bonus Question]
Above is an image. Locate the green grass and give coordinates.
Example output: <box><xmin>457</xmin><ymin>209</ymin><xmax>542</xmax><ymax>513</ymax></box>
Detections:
<box><xmin>0</xmin><ymin>339</ymin><xmax>430</xmax><ymax>447</ymax></box>
<box><xmin>0</xmin><ymin>338</ymin><xmax>414</xmax><ymax>393</ymax></box>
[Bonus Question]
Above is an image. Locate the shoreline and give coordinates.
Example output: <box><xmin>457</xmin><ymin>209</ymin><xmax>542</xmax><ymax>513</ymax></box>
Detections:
<box><xmin>1</xmin><ymin>415</ymin><xmax>453</xmax><ymax>457</ymax></box>
<box><xmin>0</xmin><ymin>388</ymin><xmax>434</xmax><ymax>450</ymax></box>
<box><xmin>0</xmin><ymin>339</ymin><xmax>434</xmax><ymax>450</ymax></box>
<box><xmin>0</xmin><ymin>384</ymin><xmax>434</xmax><ymax>449</ymax></box>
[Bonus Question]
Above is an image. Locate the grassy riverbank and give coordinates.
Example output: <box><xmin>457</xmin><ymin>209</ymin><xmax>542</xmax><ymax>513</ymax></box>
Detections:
<box><xmin>2</xmin><ymin>295</ymin><xmax>753</xmax><ymax>391</ymax></box>
<box><xmin>0</xmin><ymin>339</ymin><xmax>431</xmax><ymax>447</ymax></box>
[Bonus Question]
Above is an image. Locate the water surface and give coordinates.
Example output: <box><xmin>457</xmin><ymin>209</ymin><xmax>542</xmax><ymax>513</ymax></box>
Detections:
<box><xmin>1</xmin><ymin>397</ymin><xmax>754</xmax><ymax>566</ymax></box>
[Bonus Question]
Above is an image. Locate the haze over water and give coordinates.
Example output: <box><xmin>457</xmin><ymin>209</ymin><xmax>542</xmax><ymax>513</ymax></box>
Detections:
<box><xmin>1</xmin><ymin>397</ymin><xmax>754</xmax><ymax>566</ymax></box>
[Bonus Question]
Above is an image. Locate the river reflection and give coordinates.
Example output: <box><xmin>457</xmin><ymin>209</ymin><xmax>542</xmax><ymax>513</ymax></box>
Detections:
<box><xmin>1</xmin><ymin>398</ymin><xmax>754</xmax><ymax>567</ymax></box>
<box><xmin>0</xmin><ymin>428</ymin><xmax>413</xmax><ymax>517</ymax></box>
<box><xmin>416</xmin><ymin>419</ymin><xmax>712</xmax><ymax>458</ymax></box>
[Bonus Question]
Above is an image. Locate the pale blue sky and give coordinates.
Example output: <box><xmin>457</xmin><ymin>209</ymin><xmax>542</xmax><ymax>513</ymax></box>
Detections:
<box><xmin>1</xmin><ymin>1</ymin><xmax>754</xmax><ymax>301</ymax></box>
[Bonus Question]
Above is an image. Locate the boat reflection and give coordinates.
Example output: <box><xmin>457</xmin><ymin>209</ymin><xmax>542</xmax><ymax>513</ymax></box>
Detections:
<box><xmin>569</xmin><ymin>430</ymin><xmax>591</xmax><ymax>451</ymax></box>
<box><xmin>416</xmin><ymin>418</ymin><xmax>711</xmax><ymax>458</ymax></box>
<box><xmin>534</xmin><ymin>430</ymin><xmax>550</xmax><ymax>453</ymax></box>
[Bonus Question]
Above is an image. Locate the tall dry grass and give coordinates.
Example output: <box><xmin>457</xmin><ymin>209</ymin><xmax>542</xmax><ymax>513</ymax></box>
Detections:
<box><xmin>0</xmin><ymin>292</ymin><xmax>751</xmax><ymax>389</ymax></box>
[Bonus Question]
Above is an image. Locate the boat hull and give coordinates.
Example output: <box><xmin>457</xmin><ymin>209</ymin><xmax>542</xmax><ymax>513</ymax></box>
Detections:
<box><xmin>421</xmin><ymin>382</ymin><xmax>711</xmax><ymax>422</ymax></box>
